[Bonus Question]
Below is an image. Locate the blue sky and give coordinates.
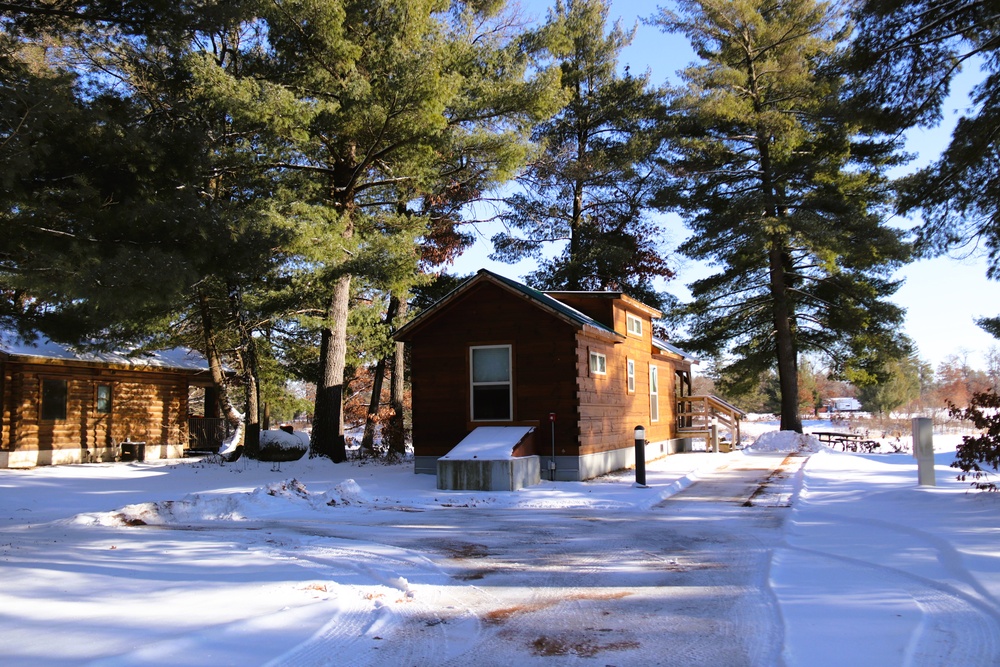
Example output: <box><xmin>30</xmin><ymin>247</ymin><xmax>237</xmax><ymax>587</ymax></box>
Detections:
<box><xmin>451</xmin><ymin>0</ymin><xmax>1000</xmax><ymax>371</ymax></box>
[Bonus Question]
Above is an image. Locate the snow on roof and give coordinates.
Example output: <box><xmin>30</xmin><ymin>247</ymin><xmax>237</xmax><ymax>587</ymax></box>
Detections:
<box><xmin>0</xmin><ymin>330</ymin><xmax>212</xmax><ymax>373</ymax></box>
<box><xmin>439</xmin><ymin>426</ymin><xmax>535</xmax><ymax>461</ymax></box>
<box><xmin>653</xmin><ymin>336</ymin><xmax>699</xmax><ymax>363</ymax></box>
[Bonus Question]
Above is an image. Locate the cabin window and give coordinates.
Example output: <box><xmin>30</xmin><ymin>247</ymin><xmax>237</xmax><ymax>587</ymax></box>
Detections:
<box><xmin>470</xmin><ymin>345</ymin><xmax>512</xmax><ymax>421</ymax></box>
<box><xmin>96</xmin><ymin>384</ymin><xmax>112</xmax><ymax>414</ymax></box>
<box><xmin>589</xmin><ymin>351</ymin><xmax>607</xmax><ymax>376</ymax></box>
<box><xmin>626</xmin><ymin>313</ymin><xmax>643</xmax><ymax>337</ymax></box>
<box><xmin>627</xmin><ymin>359</ymin><xmax>636</xmax><ymax>393</ymax></box>
<box><xmin>41</xmin><ymin>378</ymin><xmax>68</xmax><ymax>421</ymax></box>
<box><xmin>649</xmin><ymin>365</ymin><xmax>660</xmax><ymax>423</ymax></box>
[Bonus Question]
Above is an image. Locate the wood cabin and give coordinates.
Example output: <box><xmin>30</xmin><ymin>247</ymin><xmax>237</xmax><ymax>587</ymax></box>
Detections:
<box><xmin>0</xmin><ymin>332</ymin><xmax>218</xmax><ymax>468</ymax></box>
<box><xmin>395</xmin><ymin>269</ymin><xmax>741</xmax><ymax>482</ymax></box>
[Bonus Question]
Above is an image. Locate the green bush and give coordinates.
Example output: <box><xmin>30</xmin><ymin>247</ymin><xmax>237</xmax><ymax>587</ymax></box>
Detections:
<box><xmin>949</xmin><ymin>390</ymin><xmax>1000</xmax><ymax>491</ymax></box>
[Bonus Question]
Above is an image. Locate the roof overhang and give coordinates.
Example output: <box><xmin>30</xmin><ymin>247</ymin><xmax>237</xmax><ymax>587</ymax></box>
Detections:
<box><xmin>0</xmin><ymin>330</ymin><xmax>218</xmax><ymax>375</ymax></box>
<box><xmin>395</xmin><ymin>270</ymin><xmax>626</xmax><ymax>342</ymax></box>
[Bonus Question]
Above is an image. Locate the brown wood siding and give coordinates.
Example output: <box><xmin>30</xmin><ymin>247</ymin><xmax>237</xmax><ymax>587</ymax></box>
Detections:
<box><xmin>407</xmin><ymin>281</ymin><xmax>581</xmax><ymax>458</ymax></box>
<box><xmin>576</xmin><ymin>303</ymin><xmax>679</xmax><ymax>456</ymax></box>
<box><xmin>1</xmin><ymin>360</ymin><xmax>190</xmax><ymax>455</ymax></box>
<box><xmin>546</xmin><ymin>294</ymin><xmax>616</xmax><ymax>329</ymax></box>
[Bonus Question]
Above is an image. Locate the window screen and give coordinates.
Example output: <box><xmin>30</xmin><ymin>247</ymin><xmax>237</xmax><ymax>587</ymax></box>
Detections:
<box><xmin>471</xmin><ymin>346</ymin><xmax>511</xmax><ymax>420</ymax></box>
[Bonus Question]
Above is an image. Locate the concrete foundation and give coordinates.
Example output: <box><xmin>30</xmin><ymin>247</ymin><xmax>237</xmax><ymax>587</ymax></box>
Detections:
<box><xmin>419</xmin><ymin>437</ymin><xmax>694</xmax><ymax>482</ymax></box>
<box><xmin>437</xmin><ymin>455</ymin><xmax>541</xmax><ymax>491</ymax></box>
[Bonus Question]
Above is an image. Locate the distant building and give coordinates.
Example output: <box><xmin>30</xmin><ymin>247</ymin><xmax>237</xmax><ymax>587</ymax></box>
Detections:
<box><xmin>827</xmin><ymin>397</ymin><xmax>863</xmax><ymax>412</ymax></box>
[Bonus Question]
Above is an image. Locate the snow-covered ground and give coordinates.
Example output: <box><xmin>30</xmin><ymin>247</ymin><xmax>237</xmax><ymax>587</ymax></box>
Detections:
<box><xmin>0</xmin><ymin>424</ymin><xmax>998</xmax><ymax>665</ymax></box>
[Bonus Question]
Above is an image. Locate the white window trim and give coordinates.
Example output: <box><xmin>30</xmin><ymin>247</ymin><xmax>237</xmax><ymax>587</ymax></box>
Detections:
<box><xmin>649</xmin><ymin>365</ymin><xmax>660</xmax><ymax>423</ymax></box>
<box><xmin>626</xmin><ymin>313</ymin><xmax>643</xmax><ymax>337</ymax></box>
<box><xmin>470</xmin><ymin>344</ymin><xmax>513</xmax><ymax>421</ymax></box>
<box><xmin>590</xmin><ymin>351</ymin><xmax>607</xmax><ymax>376</ymax></box>
<box><xmin>627</xmin><ymin>359</ymin><xmax>636</xmax><ymax>393</ymax></box>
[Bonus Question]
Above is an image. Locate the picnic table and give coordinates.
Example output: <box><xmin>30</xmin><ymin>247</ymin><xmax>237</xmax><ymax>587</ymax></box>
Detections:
<box><xmin>811</xmin><ymin>431</ymin><xmax>879</xmax><ymax>453</ymax></box>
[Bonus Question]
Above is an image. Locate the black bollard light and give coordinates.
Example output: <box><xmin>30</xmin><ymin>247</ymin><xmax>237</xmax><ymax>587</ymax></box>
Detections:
<box><xmin>634</xmin><ymin>425</ymin><xmax>647</xmax><ymax>487</ymax></box>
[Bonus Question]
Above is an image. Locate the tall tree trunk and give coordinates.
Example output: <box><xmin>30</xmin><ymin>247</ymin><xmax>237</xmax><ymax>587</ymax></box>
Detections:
<box><xmin>197</xmin><ymin>288</ymin><xmax>244</xmax><ymax>443</ymax></box>
<box><xmin>360</xmin><ymin>356</ymin><xmax>388</xmax><ymax>456</ymax></box>
<box><xmin>768</xmin><ymin>241</ymin><xmax>802</xmax><ymax>433</ymax></box>
<box><xmin>310</xmin><ymin>167</ymin><xmax>357</xmax><ymax>463</ymax></box>
<box><xmin>360</xmin><ymin>295</ymin><xmax>400</xmax><ymax>456</ymax></box>
<box><xmin>754</xmin><ymin>77</ymin><xmax>802</xmax><ymax>433</ymax></box>
<box><xmin>311</xmin><ymin>273</ymin><xmax>351</xmax><ymax>462</ymax></box>
<box><xmin>387</xmin><ymin>296</ymin><xmax>409</xmax><ymax>460</ymax></box>
<box><xmin>229</xmin><ymin>284</ymin><xmax>260</xmax><ymax>454</ymax></box>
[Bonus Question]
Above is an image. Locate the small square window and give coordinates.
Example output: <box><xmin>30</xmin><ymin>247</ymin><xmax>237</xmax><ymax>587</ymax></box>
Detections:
<box><xmin>590</xmin><ymin>351</ymin><xmax>607</xmax><ymax>376</ymax></box>
<box><xmin>96</xmin><ymin>384</ymin><xmax>112</xmax><ymax>414</ymax></box>
<box><xmin>627</xmin><ymin>314</ymin><xmax>643</xmax><ymax>337</ymax></box>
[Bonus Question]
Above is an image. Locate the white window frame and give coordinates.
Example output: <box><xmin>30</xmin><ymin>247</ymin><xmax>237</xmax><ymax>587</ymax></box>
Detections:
<box><xmin>649</xmin><ymin>365</ymin><xmax>659</xmax><ymax>423</ymax></box>
<box><xmin>627</xmin><ymin>359</ymin><xmax>636</xmax><ymax>393</ymax></box>
<box><xmin>590</xmin><ymin>351</ymin><xmax>607</xmax><ymax>376</ymax></box>
<box><xmin>626</xmin><ymin>313</ymin><xmax>643</xmax><ymax>337</ymax></box>
<box><xmin>470</xmin><ymin>344</ymin><xmax>513</xmax><ymax>421</ymax></box>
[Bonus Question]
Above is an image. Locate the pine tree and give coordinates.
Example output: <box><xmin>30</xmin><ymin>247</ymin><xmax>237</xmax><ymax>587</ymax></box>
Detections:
<box><xmin>857</xmin><ymin>354</ymin><xmax>922</xmax><ymax>417</ymax></box>
<box><xmin>257</xmin><ymin>0</ymin><xmax>562</xmax><ymax>461</ymax></box>
<box><xmin>654</xmin><ymin>0</ymin><xmax>911</xmax><ymax>432</ymax></box>
<box><xmin>1</xmin><ymin>3</ymin><xmax>317</xmax><ymax>450</ymax></box>
<box><xmin>491</xmin><ymin>0</ymin><xmax>673</xmax><ymax>306</ymax></box>
<box><xmin>847</xmin><ymin>2</ymin><xmax>1000</xmax><ymax>333</ymax></box>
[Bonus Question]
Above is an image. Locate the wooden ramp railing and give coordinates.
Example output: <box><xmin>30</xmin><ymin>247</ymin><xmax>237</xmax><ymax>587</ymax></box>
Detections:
<box><xmin>676</xmin><ymin>395</ymin><xmax>747</xmax><ymax>450</ymax></box>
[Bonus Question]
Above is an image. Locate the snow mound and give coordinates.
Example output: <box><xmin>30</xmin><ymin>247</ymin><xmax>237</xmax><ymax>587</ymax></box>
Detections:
<box><xmin>81</xmin><ymin>477</ymin><xmax>377</xmax><ymax>526</ymax></box>
<box><xmin>322</xmin><ymin>479</ymin><xmax>372</xmax><ymax>506</ymax></box>
<box><xmin>749</xmin><ymin>430</ymin><xmax>821</xmax><ymax>453</ymax></box>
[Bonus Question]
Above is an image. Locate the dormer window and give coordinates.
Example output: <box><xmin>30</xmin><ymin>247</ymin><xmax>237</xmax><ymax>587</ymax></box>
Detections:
<box><xmin>627</xmin><ymin>313</ymin><xmax>643</xmax><ymax>337</ymax></box>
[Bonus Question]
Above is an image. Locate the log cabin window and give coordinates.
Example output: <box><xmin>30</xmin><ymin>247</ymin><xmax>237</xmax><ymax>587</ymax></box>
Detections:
<box><xmin>96</xmin><ymin>384</ymin><xmax>112</xmax><ymax>414</ymax></box>
<box><xmin>627</xmin><ymin>359</ymin><xmax>636</xmax><ymax>393</ymax></box>
<box><xmin>470</xmin><ymin>345</ymin><xmax>512</xmax><ymax>421</ymax></box>
<box><xmin>649</xmin><ymin>365</ymin><xmax>660</xmax><ymax>423</ymax></box>
<box><xmin>41</xmin><ymin>378</ymin><xmax>68</xmax><ymax>421</ymax></box>
<box><xmin>626</xmin><ymin>313</ymin><xmax>643</xmax><ymax>337</ymax></box>
<box><xmin>589</xmin><ymin>351</ymin><xmax>607</xmax><ymax>376</ymax></box>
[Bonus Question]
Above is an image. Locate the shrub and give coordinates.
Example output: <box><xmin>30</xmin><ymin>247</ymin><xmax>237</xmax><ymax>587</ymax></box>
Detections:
<box><xmin>949</xmin><ymin>390</ymin><xmax>1000</xmax><ymax>491</ymax></box>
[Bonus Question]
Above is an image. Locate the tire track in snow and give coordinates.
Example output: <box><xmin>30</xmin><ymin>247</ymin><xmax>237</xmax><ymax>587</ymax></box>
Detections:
<box><xmin>781</xmin><ymin>540</ymin><xmax>1000</xmax><ymax>666</ymax></box>
<box><xmin>249</xmin><ymin>534</ymin><xmax>486</xmax><ymax>666</ymax></box>
<box><xmin>781</xmin><ymin>501</ymin><xmax>1000</xmax><ymax>667</ymax></box>
<box><xmin>795</xmin><ymin>509</ymin><xmax>1000</xmax><ymax>617</ymax></box>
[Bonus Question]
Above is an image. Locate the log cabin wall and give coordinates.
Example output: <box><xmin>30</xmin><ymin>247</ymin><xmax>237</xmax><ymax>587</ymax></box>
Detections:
<box><xmin>0</xmin><ymin>359</ymin><xmax>191</xmax><ymax>468</ymax></box>
<box><xmin>575</xmin><ymin>303</ymin><xmax>677</xmax><ymax>457</ymax></box>
<box><xmin>406</xmin><ymin>281</ymin><xmax>581</xmax><ymax>469</ymax></box>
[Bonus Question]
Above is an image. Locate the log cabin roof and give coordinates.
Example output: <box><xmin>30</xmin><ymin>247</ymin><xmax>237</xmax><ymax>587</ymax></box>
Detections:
<box><xmin>395</xmin><ymin>269</ymin><xmax>624</xmax><ymax>342</ymax></box>
<box><xmin>544</xmin><ymin>290</ymin><xmax>663</xmax><ymax>319</ymax></box>
<box><xmin>653</xmin><ymin>337</ymin><xmax>699</xmax><ymax>363</ymax></box>
<box><xmin>0</xmin><ymin>329</ymin><xmax>214</xmax><ymax>374</ymax></box>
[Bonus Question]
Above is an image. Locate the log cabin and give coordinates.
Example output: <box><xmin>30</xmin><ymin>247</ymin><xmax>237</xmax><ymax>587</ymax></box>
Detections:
<box><xmin>395</xmin><ymin>269</ymin><xmax>743</xmax><ymax>484</ymax></box>
<box><xmin>0</xmin><ymin>331</ymin><xmax>218</xmax><ymax>468</ymax></box>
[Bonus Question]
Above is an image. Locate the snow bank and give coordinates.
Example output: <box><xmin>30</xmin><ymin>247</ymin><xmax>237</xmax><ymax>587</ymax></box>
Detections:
<box><xmin>80</xmin><ymin>475</ymin><xmax>387</xmax><ymax>526</ymax></box>
<box><xmin>749</xmin><ymin>430</ymin><xmax>821</xmax><ymax>453</ymax></box>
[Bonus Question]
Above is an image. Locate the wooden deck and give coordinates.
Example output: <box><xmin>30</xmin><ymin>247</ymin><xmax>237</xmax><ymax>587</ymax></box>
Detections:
<box><xmin>676</xmin><ymin>395</ymin><xmax>746</xmax><ymax>450</ymax></box>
